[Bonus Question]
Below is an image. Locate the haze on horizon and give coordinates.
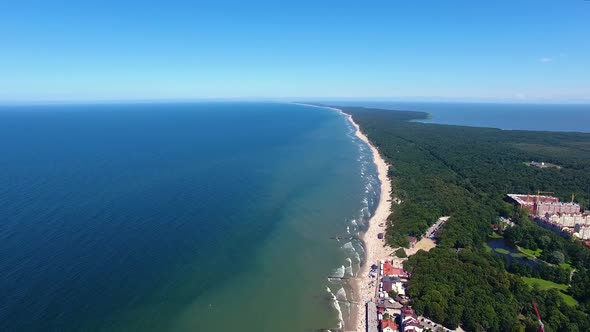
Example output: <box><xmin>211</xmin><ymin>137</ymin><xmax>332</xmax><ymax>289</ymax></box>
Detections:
<box><xmin>1</xmin><ymin>0</ymin><xmax>589</xmax><ymax>103</ymax></box>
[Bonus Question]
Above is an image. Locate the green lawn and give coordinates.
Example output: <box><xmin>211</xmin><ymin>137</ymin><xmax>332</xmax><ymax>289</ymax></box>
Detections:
<box><xmin>523</xmin><ymin>277</ymin><xmax>568</xmax><ymax>291</ymax></box>
<box><xmin>522</xmin><ymin>277</ymin><xmax>578</xmax><ymax>306</ymax></box>
<box><xmin>488</xmin><ymin>233</ymin><xmax>504</xmax><ymax>239</ymax></box>
<box><xmin>494</xmin><ymin>248</ymin><xmax>510</xmax><ymax>255</ymax></box>
<box><xmin>518</xmin><ymin>246</ymin><xmax>542</xmax><ymax>258</ymax></box>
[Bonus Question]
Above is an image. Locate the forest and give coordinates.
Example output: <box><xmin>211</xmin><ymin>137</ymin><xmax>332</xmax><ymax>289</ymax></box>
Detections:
<box><xmin>338</xmin><ymin>105</ymin><xmax>590</xmax><ymax>332</ymax></box>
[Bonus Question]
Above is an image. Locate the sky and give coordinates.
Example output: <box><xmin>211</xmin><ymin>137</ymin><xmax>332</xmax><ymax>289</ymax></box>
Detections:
<box><xmin>0</xmin><ymin>0</ymin><xmax>589</xmax><ymax>103</ymax></box>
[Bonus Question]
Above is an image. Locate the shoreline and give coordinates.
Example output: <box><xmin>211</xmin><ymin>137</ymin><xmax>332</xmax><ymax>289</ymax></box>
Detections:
<box><xmin>344</xmin><ymin>110</ymin><xmax>394</xmax><ymax>332</ymax></box>
<box><xmin>294</xmin><ymin>103</ymin><xmax>394</xmax><ymax>331</ymax></box>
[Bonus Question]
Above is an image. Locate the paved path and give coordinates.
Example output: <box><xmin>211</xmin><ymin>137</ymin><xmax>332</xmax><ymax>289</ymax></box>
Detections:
<box><xmin>424</xmin><ymin>216</ymin><xmax>450</xmax><ymax>238</ymax></box>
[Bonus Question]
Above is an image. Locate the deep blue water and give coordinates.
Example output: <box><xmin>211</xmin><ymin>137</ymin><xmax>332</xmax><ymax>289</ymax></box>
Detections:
<box><xmin>0</xmin><ymin>103</ymin><xmax>378</xmax><ymax>331</ymax></box>
<box><xmin>322</xmin><ymin>101</ymin><xmax>590</xmax><ymax>133</ymax></box>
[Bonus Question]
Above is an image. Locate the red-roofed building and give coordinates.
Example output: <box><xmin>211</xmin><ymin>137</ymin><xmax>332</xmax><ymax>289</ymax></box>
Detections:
<box><xmin>383</xmin><ymin>261</ymin><xmax>406</xmax><ymax>277</ymax></box>
<box><xmin>381</xmin><ymin>319</ymin><xmax>399</xmax><ymax>332</ymax></box>
<box><xmin>402</xmin><ymin>306</ymin><xmax>424</xmax><ymax>332</ymax></box>
<box><xmin>383</xmin><ymin>261</ymin><xmax>394</xmax><ymax>275</ymax></box>
<box><xmin>391</xmin><ymin>267</ymin><xmax>405</xmax><ymax>277</ymax></box>
<box><xmin>402</xmin><ymin>307</ymin><xmax>418</xmax><ymax>319</ymax></box>
<box><xmin>506</xmin><ymin>194</ymin><xmax>580</xmax><ymax>216</ymax></box>
<box><xmin>403</xmin><ymin>320</ymin><xmax>424</xmax><ymax>332</ymax></box>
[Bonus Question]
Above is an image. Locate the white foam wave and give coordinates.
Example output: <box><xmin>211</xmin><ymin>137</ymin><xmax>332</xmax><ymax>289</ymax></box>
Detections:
<box><xmin>345</xmin><ymin>257</ymin><xmax>353</xmax><ymax>277</ymax></box>
<box><xmin>342</xmin><ymin>241</ymin><xmax>355</xmax><ymax>251</ymax></box>
<box><xmin>336</xmin><ymin>286</ymin><xmax>348</xmax><ymax>301</ymax></box>
<box><xmin>331</xmin><ymin>265</ymin><xmax>346</xmax><ymax>278</ymax></box>
<box><xmin>326</xmin><ymin>286</ymin><xmax>344</xmax><ymax>329</ymax></box>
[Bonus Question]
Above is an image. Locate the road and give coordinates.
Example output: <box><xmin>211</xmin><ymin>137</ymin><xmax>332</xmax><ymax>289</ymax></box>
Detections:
<box><xmin>424</xmin><ymin>216</ymin><xmax>450</xmax><ymax>238</ymax></box>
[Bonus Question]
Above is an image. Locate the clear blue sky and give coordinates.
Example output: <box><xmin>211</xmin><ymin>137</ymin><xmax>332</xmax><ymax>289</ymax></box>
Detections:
<box><xmin>1</xmin><ymin>0</ymin><xmax>589</xmax><ymax>103</ymax></box>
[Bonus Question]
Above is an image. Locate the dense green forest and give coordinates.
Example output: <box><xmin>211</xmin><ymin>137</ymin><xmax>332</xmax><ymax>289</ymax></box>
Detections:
<box><xmin>338</xmin><ymin>105</ymin><xmax>590</xmax><ymax>332</ymax></box>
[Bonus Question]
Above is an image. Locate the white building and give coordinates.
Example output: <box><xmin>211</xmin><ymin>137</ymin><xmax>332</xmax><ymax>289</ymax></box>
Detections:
<box><xmin>550</xmin><ymin>213</ymin><xmax>590</xmax><ymax>228</ymax></box>
<box><xmin>575</xmin><ymin>226</ymin><xmax>590</xmax><ymax>240</ymax></box>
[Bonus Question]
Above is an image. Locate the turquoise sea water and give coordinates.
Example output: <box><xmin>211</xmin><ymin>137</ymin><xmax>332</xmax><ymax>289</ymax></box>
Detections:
<box><xmin>0</xmin><ymin>103</ymin><xmax>378</xmax><ymax>331</ymax></box>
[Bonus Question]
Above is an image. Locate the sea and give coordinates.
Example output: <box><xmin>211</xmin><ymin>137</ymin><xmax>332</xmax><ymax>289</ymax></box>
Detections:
<box><xmin>324</xmin><ymin>101</ymin><xmax>590</xmax><ymax>133</ymax></box>
<box><xmin>0</xmin><ymin>102</ymin><xmax>379</xmax><ymax>331</ymax></box>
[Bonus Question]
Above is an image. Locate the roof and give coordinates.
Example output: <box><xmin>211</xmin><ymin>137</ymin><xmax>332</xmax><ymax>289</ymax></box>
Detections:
<box><xmin>383</xmin><ymin>261</ymin><xmax>405</xmax><ymax>276</ymax></box>
<box><xmin>405</xmin><ymin>321</ymin><xmax>423</xmax><ymax>327</ymax></box>
<box><xmin>507</xmin><ymin>194</ymin><xmax>560</xmax><ymax>205</ymax></box>
<box><xmin>383</xmin><ymin>275</ymin><xmax>401</xmax><ymax>283</ymax></box>
<box><xmin>402</xmin><ymin>307</ymin><xmax>419</xmax><ymax>320</ymax></box>
<box><xmin>402</xmin><ymin>307</ymin><xmax>416</xmax><ymax>315</ymax></box>
<box><xmin>382</xmin><ymin>281</ymin><xmax>394</xmax><ymax>292</ymax></box>
<box><xmin>402</xmin><ymin>316</ymin><xmax>423</xmax><ymax>330</ymax></box>
<box><xmin>381</xmin><ymin>319</ymin><xmax>398</xmax><ymax>330</ymax></box>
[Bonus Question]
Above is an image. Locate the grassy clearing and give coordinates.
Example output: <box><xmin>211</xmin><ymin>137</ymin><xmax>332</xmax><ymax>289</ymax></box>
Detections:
<box><xmin>518</xmin><ymin>246</ymin><xmax>542</xmax><ymax>258</ymax></box>
<box><xmin>523</xmin><ymin>277</ymin><xmax>568</xmax><ymax>291</ymax></box>
<box><xmin>494</xmin><ymin>248</ymin><xmax>510</xmax><ymax>255</ymax></box>
<box><xmin>559</xmin><ymin>262</ymin><xmax>573</xmax><ymax>270</ymax></box>
<box><xmin>488</xmin><ymin>232</ymin><xmax>504</xmax><ymax>239</ymax></box>
<box><xmin>522</xmin><ymin>277</ymin><xmax>578</xmax><ymax>306</ymax></box>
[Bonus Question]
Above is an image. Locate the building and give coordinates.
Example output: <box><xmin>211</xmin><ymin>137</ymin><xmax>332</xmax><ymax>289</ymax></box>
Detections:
<box><xmin>530</xmin><ymin>161</ymin><xmax>561</xmax><ymax>169</ymax></box>
<box><xmin>401</xmin><ymin>307</ymin><xmax>424</xmax><ymax>332</ymax></box>
<box><xmin>549</xmin><ymin>213</ymin><xmax>590</xmax><ymax>227</ymax></box>
<box><xmin>574</xmin><ymin>225</ymin><xmax>590</xmax><ymax>240</ymax></box>
<box><xmin>381</xmin><ymin>319</ymin><xmax>399</xmax><ymax>332</ymax></box>
<box><xmin>382</xmin><ymin>276</ymin><xmax>406</xmax><ymax>296</ymax></box>
<box><xmin>382</xmin><ymin>261</ymin><xmax>407</xmax><ymax>277</ymax></box>
<box><xmin>506</xmin><ymin>194</ymin><xmax>580</xmax><ymax>216</ymax></box>
<box><xmin>537</xmin><ymin>201</ymin><xmax>580</xmax><ymax>216</ymax></box>
<box><xmin>382</xmin><ymin>280</ymin><xmax>394</xmax><ymax>293</ymax></box>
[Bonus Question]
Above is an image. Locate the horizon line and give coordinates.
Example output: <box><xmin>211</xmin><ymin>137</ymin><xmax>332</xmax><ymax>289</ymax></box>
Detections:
<box><xmin>1</xmin><ymin>96</ymin><xmax>590</xmax><ymax>106</ymax></box>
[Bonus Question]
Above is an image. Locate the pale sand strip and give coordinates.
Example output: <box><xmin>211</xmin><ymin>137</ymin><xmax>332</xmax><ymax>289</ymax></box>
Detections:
<box><xmin>342</xmin><ymin>111</ymin><xmax>394</xmax><ymax>332</ymax></box>
<box><xmin>293</xmin><ymin>103</ymin><xmax>394</xmax><ymax>331</ymax></box>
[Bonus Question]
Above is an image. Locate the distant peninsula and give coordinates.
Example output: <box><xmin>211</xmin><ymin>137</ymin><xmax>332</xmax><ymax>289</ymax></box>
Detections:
<box><xmin>335</xmin><ymin>105</ymin><xmax>590</xmax><ymax>332</ymax></box>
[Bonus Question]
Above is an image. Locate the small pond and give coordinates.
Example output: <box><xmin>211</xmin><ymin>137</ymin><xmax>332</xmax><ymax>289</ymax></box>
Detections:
<box><xmin>487</xmin><ymin>239</ymin><xmax>539</xmax><ymax>267</ymax></box>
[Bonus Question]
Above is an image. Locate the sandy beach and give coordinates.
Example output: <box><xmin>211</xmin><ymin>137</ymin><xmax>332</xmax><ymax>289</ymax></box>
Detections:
<box><xmin>295</xmin><ymin>103</ymin><xmax>395</xmax><ymax>331</ymax></box>
<box><xmin>342</xmin><ymin>111</ymin><xmax>394</xmax><ymax>332</ymax></box>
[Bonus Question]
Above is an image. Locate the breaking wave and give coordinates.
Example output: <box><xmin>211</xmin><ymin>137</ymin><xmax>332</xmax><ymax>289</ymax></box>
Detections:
<box><xmin>324</xmin><ymin>113</ymin><xmax>381</xmax><ymax>330</ymax></box>
<box><xmin>326</xmin><ymin>286</ymin><xmax>344</xmax><ymax>330</ymax></box>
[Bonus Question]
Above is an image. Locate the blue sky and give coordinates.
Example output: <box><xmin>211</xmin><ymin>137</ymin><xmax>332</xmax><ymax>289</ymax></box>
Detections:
<box><xmin>1</xmin><ymin>0</ymin><xmax>589</xmax><ymax>103</ymax></box>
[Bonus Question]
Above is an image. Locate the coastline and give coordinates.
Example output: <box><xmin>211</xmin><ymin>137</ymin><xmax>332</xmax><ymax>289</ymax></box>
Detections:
<box><xmin>344</xmin><ymin>110</ymin><xmax>394</xmax><ymax>332</ymax></box>
<box><xmin>295</xmin><ymin>103</ymin><xmax>394</xmax><ymax>331</ymax></box>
